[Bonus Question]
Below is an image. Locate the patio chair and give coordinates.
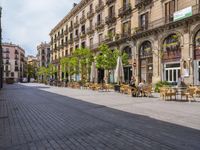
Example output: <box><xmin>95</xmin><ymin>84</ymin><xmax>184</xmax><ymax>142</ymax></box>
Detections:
<box><xmin>195</xmin><ymin>87</ymin><xmax>200</xmax><ymax>97</ymax></box>
<box><xmin>160</xmin><ymin>87</ymin><xmax>176</xmax><ymax>101</ymax></box>
<box><xmin>143</xmin><ymin>85</ymin><xmax>153</xmax><ymax>97</ymax></box>
<box><xmin>181</xmin><ymin>87</ymin><xmax>196</xmax><ymax>102</ymax></box>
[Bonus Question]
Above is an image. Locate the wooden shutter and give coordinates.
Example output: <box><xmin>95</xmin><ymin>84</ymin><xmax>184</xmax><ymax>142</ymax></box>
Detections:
<box><xmin>145</xmin><ymin>12</ymin><xmax>149</xmax><ymax>29</ymax></box>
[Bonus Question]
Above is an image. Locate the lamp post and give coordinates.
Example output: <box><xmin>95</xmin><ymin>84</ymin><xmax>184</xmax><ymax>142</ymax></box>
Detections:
<box><xmin>0</xmin><ymin>7</ymin><xmax>3</xmax><ymax>89</ymax></box>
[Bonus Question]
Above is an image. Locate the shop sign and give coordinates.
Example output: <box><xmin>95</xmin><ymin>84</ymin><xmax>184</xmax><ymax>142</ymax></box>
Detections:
<box><xmin>183</xmin><ymin>69</ymin><xmax>189</xmax><ymax>77</ymax></box>
<box><xmin>174</xmin><ymin>6</ymin><xmax>192</xmax><ymax>21</ymax></box>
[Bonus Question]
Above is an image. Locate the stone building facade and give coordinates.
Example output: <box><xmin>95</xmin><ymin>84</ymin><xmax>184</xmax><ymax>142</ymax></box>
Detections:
<box><xmin>2</xmin><ymin>43</ymin><xmax>26</xmax><ymax>82</ymax></box>
<box><xmin>37</xmin><ymin>42</ymin><xmax>50</xmax><ymax>68</ymax></box>
<box><xmin>50</xmin><ymin>0</ymin><xmax>200</xmax><ymax>85</ymax></box>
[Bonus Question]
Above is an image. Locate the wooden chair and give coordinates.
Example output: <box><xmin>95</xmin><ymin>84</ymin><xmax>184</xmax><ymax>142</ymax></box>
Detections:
<box><xmin>195</xmin><ymin>87</ymin><xmax>200</xmax><ymax>97</ymax></box>
<box><xmin>160</xmin><ymin>87</ymin><xmax>176</xmax><ymax>101</ymax></box>
<box><xmin>181</xmin><ymin>87</ymin><xmax>196</xmax><ymax>102</ymax></box>
<box><xmin>143</xmin><ymin>85</ymin><xmax>153</xmax><ymax>97</ymax></box>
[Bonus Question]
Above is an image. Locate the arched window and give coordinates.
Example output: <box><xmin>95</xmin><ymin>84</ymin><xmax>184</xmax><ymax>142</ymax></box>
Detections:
<box><xmin>195</xmin><ymin>30</ymin><xmax>200</xmax><ymax>47</ymax></box>
<box><xmin>163</xmin><ymin>34</ymin><xmax>180</xmax><ymax>52</ymax></box>
<box><xmin>123</xmin><ymin>46</ymin><xmax>132</xmax><ymax>59</ymax></box>
<box><xmin>139</xmin><ymin>41</ymin><xmax>152</xmax><ymax>57</ymax></box>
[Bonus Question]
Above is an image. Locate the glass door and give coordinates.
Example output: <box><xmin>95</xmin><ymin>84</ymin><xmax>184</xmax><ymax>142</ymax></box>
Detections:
<box><xmin>164</xmin><ymin>63</ymin><xmax>180</xmax><ymax>84</ymax></box>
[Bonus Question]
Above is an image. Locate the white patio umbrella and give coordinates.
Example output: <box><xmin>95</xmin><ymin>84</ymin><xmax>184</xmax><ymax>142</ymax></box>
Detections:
<box><xmin>90</xmin><ymin>62</ymin><xmax>96</xmax><ymax>83</ymax></box>
<box><xmin>114</xmin><ymin>56</ymin><xmax>125</xmax><ymax>84</ymax></box>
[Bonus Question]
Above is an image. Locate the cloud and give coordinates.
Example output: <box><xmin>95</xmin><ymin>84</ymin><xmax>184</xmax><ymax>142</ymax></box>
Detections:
<box><xmin>1</xmin><ymin>0</ymin><xmax>80</xmax><ymax>56</ymax></box>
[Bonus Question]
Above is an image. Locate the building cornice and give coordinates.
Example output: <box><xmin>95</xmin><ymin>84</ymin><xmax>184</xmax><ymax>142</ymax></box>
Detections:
<box><xmin>2</xmin><ymin>43</ymin><xmax>25</xmax><ymax>53</ymax></box>
<box><xmin>50</xmin><ymin>0</ymin><xmax>92</xmax><ymax>36</ymax></box>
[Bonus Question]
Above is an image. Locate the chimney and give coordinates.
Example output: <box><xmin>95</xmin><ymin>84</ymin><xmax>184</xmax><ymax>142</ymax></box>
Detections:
<box><xmin>73</xmin><ymin>3</ymin><xmax>77</xmax><ymax>8</ymax></box>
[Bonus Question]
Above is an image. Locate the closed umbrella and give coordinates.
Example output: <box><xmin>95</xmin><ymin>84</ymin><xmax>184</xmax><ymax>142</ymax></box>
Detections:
<box><xmin>114</xmin><ymin>56</ymin><xmax>124</xmax><ymax>84</ymax></box>
<box><xmin>90</xmin><ymin>62</ymin><xmax>96</xmax><ymax>83</ymax></box>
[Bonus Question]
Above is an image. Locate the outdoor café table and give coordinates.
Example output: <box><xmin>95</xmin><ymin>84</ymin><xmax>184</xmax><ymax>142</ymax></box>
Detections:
<box><xmin>171</xmin><ymin>86</ymin><xmax>187</xmax><ymax>100</ymax></box>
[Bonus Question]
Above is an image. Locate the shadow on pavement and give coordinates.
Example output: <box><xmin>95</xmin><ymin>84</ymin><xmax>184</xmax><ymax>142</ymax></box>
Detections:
<box><xmin>1</xmin><ymin>84</ymin><xmax>200</xmax><ymax>150</ymax></box>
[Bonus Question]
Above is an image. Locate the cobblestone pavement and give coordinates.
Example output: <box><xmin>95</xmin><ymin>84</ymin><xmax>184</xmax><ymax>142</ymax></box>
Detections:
<box><xmin>0</xmin><ymin>83</ymin><xmax>200</xmax><ymax>150</ymax></box>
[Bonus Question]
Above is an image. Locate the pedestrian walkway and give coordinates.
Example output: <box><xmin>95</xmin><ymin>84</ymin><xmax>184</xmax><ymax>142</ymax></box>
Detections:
<box><xmin>0</xmin><ymin>83</ymin><xmax>200</xmax><ymax>150</ymax></box>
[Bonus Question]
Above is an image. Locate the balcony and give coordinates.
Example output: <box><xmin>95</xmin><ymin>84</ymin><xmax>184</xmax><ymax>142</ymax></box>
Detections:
<box><xmin>60</xmin><ymin>33</ymin><xmax>64</xmax><ymax>38</ymax></box>
<box><xmin>69</xmin><ymin>26</ymin><xmax>73</xmax><ymax>32</ymax></box>
<box><xmin>95</xmin><ymin>2</ymin><xmax>104</xmax><ymax>13</ymax></box>
<box><xmin>87</xmin><ymin>26</ymin><xmax>95</xmax><ymax>35</ymax></box>
<box><xmin>135</xmin><ymin>0</ymin><xmax>152</xmax><ymax>9</ymax></box>
<box><xmin>95</xmin><ymin>20</ymin><xmax>105</xmax><ymax>30</ymax></box>
<box><xmin>87</xmin><ymin>9</ymin><xmax>94</xmax><ymax>19</ymax></box>
<box><xmin>121</xmin><ymin>30</ymin><xmax>132</xmax><ymax>39</ymax></box>
<box><xmin>106</xmin><ymin>0</ymin><xmax>116</xmax><ymax>5</ymax></box>
<box><xmin>118</xmin><ymin>3</ymin><xmax>132</xmax><ymax>17</ymax></box>
<box><xmin>133</xmin><ymin>4</ymin><xmax>200</xmax><ymax>35</ymax></box>
<box><xmin>80</xmin><ymin>32</ymin><xmax>86</xmax><ymax>39</ymax></box>
<box><xmin>5</xmin><ymin>56</ymin><xmax>10</xmax><ymax>59</ymax></box>
<box><xmin>4</xmin><ymin>50</ymin><xmax>10</xmax><ymax>53</ymax></box>
<box><xmin>80</xmin><ymin>15</ymin><xmax>86</xmax><ymax>24</ymax></box>
<box><xmin>64</xmin><ymin>29</ymin><xmax>68</xmax><ymax>35</ymax></box>
<box><xmin>64</xmin><ymin>41</ymin><xmax>68</xmax><ymax>46</ymax></box>
<box><xmin>54</xmin><ymin>38</ymin><xmax>57</xmax><ymax>42</ymax></box>
<box><xmin>68</xmin><ymin>39</ymin><xmax>73</xmax><ymax>44</ymax></box>
<box><xmin>59</xmin><ymin>45</ymin><xmax>64</xmax><ymax>49</ymax></box>
<box><xmin>105</xmin><ymin>14</ymin><xmax>116</xmax><ymax>25</ymax></box>
<box><xmin>74</xmin><ymin>35</ymin><xmax>79</xmax><ymax>42</ymax></box>
<box><xmin>74</xmin><ymin>21</ymin><xmax>79</xmax><ymax>28</ymax></box>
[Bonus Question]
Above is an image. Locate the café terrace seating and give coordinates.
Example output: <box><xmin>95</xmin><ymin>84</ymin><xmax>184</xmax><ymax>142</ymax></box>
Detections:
<box><xmin>160</xmin><ymin>86</ymin><xmax>199</xmax><ymax>102</ymax></box>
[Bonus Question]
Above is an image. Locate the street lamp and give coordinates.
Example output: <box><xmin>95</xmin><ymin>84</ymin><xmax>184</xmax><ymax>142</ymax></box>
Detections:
<box><xmin>0</xmin><ymin>6</ymin><xmax>3</xmax><ymax>89</ymax></box>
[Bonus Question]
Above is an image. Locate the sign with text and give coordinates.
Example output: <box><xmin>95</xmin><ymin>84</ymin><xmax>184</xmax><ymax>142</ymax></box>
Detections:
<box><xmin>174</xmin><ymin>6</ymin><xmax>192</xmax><ymax>21</ymax></box>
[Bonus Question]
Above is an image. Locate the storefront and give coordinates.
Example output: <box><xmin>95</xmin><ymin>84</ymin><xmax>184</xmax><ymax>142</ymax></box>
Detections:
<box><xmin>122</xmin><ymin>46</ymin><xmax>132</xmax><ymax>83</ymax></box>
<box><xmin>139</xmin><ymin>41</ymin><xmax>153</xmax><ymax>84</ymax></box>
<box><xmin>194</xmin><ymin>30</ymin><xmax>200</xmax><ymax>85</ymax></box>
<box><xmin>162</xmin><ymin>34</ymin><xmax>181</xmax><ymax>84</ymax></box>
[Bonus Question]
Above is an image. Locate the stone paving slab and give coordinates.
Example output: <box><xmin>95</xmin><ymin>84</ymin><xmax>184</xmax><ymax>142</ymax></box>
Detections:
<box><xmin>0</xmin><ymin>83</ymin><xmax>200</xmax><ymax>150</ymax></box>
<box><xmin>25</xmin><ymin>83</ymin><xmax>200</xmax><ymax>130</ymax></box>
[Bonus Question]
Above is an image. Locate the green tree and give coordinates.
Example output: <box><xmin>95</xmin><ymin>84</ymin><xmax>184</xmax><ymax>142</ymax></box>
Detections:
<box><xmin>47</xmin><ymin>63</ymin><xmax>57</xmax><ymax>79</ymax></box>
<box><xmin>37</xmin><ymin>66</ymin><xmax>48</xmax><ymax>83</ymax></box>
<box><xmin>96</xmin><ymin>44</ymin><xmax>128</xmax><ymax>83</ymax></box>
<box><xmin>71</xmin><ymin>47</ymin><xmax>93</xmax><ymax>82</ymax></box>
<box><xmin>27</xmin><ymin>64</ymin><xmax>36</xmax><ymax>81</ymax></box>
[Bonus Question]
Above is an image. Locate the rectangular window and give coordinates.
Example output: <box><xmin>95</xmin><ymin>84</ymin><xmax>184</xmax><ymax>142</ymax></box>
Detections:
<box><xmin>140</xmin><ymin>12</ymin><xmax>148</xmax><ymax>30</ymax></box>
<box><xmin>165</xmin><ymin>0</ymin><xmax>175</xmax><ymax>23</ymax></box>
<box><xmin>122</xmin><ymin>21</ymin><xmax>131</xmax><ymax>34</ymax></box>
<box><xmin>99</xmin><ymin>34</ymin><xmax>103</xmax><ymax>44</ymax></box>
<box><xmin>81</xmin><ymin>25</ymin><xmax>85</xmax><ymax>34</ymax></box>
<box><xmin>109</xmin><ymin>5</ymin><xmax>115</xmax><ymax>16</ymax></box>
<box><xmin>90</xmin><ymin>38</ymin><xmax>93</xmax><ymax>48</ymax></box>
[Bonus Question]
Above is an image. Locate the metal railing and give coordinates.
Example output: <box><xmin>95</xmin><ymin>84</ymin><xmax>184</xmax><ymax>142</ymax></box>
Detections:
<box><xmin>138</xmin><ymin>4</ymin><xmax>200</xmax><ymax>33</ymax></box>
<box><xmin>118</xmin><ymin>3</ymin><xmax>132</xmax><ymax>17</ymax></box>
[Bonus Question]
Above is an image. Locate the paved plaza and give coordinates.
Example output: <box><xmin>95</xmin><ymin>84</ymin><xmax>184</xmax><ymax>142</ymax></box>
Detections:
<box><xmin>0</xmin><ymin>83</ymin><xmax>200</xmax><ymax>150</ymax></box>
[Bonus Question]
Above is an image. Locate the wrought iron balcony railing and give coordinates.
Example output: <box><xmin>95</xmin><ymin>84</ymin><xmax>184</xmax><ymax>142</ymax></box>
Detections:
<box><xmin>95</xmin><ymin>20</ymin><xmax>105</xmax><ymax>30</ymax></box>
<box><xmin>135</xmin><ymin>0</ymin><xmax>152</xmax><ymax>9</ymax></box>
<box><xmin>87</xmin><ymin>9</ymin><xmax>94</xmax><ymax>19</ymax></box>
<box><xmin>80</xmin><ymin>15</ymin><xmax>86</xmax><ymax>24</ymax></box>
<box><xmin>87</xmin><ymin>26</ymin><xmax>95</xmax><ymax>35</ymax></box>
<box><xmin>95</xmin><ymin>2</ymin><xmax>104</xmax><ymax>13</ymax></box>
<box><xmin>118</xmin><ymin>3</ymin><xmax>132</xmax><ymax>17</ymax></box>
<box><xmin>105</xmin><ymin>14</ymin><xmax>116</xmax><ymax>25</ymax></box>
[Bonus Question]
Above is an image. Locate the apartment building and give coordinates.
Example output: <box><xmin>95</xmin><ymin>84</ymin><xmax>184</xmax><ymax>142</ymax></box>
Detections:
<box><xmin>37</xmin><ymin>42</ymin><xmax>50</xmax><ymax>67</ymax></box>
<box><xmin>2</xmin><ymin>43</ymin><xmax>26</xmax><ymax>82</ymax></box>
<box><xmin>50</xmin><ymin>0</ymin><xmax>200</xmax><ymax>85</ymax></box>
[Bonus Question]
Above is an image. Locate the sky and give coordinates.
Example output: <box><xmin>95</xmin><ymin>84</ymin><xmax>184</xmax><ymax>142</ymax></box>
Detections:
<box><xmin>0</xmin><ymin>0</ymin><xmax>80</xmax><ymax>56</ymax></box>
